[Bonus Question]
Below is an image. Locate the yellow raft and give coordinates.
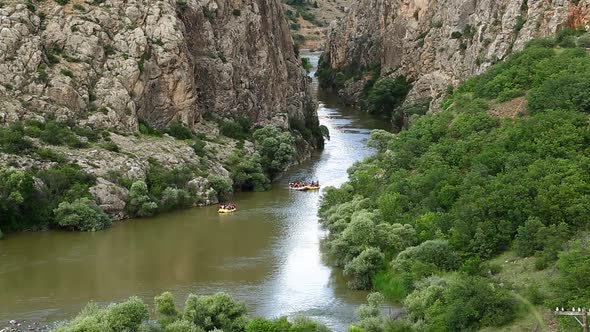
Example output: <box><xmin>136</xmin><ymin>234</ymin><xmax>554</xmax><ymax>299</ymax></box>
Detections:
<box><xmin>294</xmin><ymin>185</ymin><xmax>321</xmax><ymax>191</ymax></box>
<box><xmin>218</xmin><ymin>208</ymin><xmax>237</xmax><ymax>214</ymax></box>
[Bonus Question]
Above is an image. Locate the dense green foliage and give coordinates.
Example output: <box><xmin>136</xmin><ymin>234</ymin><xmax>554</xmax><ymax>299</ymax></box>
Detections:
<box><xmin>58</xmin><ymin>292</ymin><xmax>330</xmax><ymax>332</ymax></box>
<box><xmin>316</xmin><ymin>55</ymin><xmax>411</xmax><ymax>125</ymax></box>
<box><xmin>319</xmin><ymin>38</ymin><xmax>590</xmax><ymax>330</ymax></box>
<box><xmin>0</xmin><ymin>165</ymin><xmax>98</xmax><ymax>233</ymax></box>
<box><xmin>220</xmin><ymin>118</ymin><xmax>252</xmax><ymax>140</ymax></box>
<box><xmin>54</xmin><ymin>197</ymin><xmax>111</xmax><ymax>231</ymax></box>
<box><xmin>224</xmin><ymin>125</ymin><xmax>298</xmax><ymax>191</ymax></box>
<box><xmin>365</xmin><ymin>77</ymin><xmax>411</xmax><ymax>116</ymax></box>
<box><xmin>253</xmin><ymin>125</ymin><xmax>296</xmax><ymax>179</ymax></box>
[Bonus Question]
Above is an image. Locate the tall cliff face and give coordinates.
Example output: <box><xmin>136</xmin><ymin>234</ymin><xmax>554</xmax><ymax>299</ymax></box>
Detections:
<box><xmin>323</xmin><ymin>0</ymin><xmax>590</xmax><ymax>110</ymax></box>
<box><xmin>0</xmin><ymin>0</ymin><xmax>316</xmax><ymax>132</ymax></box>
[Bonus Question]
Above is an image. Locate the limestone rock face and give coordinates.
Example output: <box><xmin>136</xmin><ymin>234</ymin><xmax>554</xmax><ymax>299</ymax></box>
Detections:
<box><xmin>0</xmin><ymin>0</ymin><xmax>317</xmax><ymax>131</ymax></box>
<box><xmin>323</xmin><ymin>0</ymin><xmax>590</xmax><ymax>110</ymax></box>
<box><xmin>90</xmin><ymin>178</ymin><xmax>129</xmax><ymax>220</ymax></box>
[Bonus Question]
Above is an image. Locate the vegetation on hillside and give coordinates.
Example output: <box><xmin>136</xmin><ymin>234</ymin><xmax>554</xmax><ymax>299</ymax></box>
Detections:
<box><xmin>319</xmin><ymin>30</ymin><xmax>590</xmax><ymax>331</ymax></box>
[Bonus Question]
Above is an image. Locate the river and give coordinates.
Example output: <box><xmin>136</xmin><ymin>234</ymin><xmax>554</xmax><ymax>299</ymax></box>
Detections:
<box><xmin>0</xmin><ymin>52</ymin><xmax>391</xmax><ymax>331</ymax></box>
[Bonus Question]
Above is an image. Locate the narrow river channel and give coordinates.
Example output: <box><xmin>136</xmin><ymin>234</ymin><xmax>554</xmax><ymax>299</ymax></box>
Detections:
<box><xmin>0</xmin><ymin>52</ymin><xmax>391</xmax><ymax>331</ymax></box>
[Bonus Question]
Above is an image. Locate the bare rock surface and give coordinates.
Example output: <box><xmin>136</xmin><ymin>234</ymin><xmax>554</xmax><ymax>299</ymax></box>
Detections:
<box><xmin>323</xmin><ymin>0</ymin><xmax>590</xmax><ymax>110</ymax></box>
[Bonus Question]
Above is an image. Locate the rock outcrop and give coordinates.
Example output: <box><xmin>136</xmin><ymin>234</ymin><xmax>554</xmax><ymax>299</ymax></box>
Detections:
<box><xmin>0</xmin><ymin>0</ymin><xmax>317</xmax><ymax>131</ymax></box>
<box><xmin>322</xmin><ymin>0</ymin><xmax>590</xmax><ymax>110</ymax></box>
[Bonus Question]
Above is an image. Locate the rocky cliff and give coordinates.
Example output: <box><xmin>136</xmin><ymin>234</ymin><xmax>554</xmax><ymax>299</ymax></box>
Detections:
<box><xmin>0</xmin><ymin>0</ymin><xmax>316</xmax><ymax>130</ymax></box>
<box><xmin>0</xmin><ymin>0</ymin><xmax>321</xmax><ymax>223</ymax></box>
<box><xmin>322</xmin><ymin>0</ymin><xmax>590</xmax><ymax>110</ymax></box>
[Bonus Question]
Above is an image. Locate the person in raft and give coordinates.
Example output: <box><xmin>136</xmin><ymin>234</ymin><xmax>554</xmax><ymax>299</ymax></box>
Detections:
<box><xmin>220</xmin><ymin>203</ymin><xmax>237</xmax><ymax>210</ymax></box>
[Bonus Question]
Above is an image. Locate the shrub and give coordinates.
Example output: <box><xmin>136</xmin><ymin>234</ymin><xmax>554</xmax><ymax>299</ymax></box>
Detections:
<box><xmin>54</xmin><ymin>0</ymin><xmax>68</xmax><ymax>5</ymax></box>
<box><xmin>220</xmin><ymin>118</ymin><xmax>251</xmax><ymax>139</ymax></box>
<box><xmin>246</xmin><ymin>317</ymin><xmax>292</xmax><ymax>332</ymax></box>
<box><xmin>301</xmin><ymin>57</ymin><xmax>312</xmax><ymax>73</ymax></box>
<box><xmin>232</xmin><ymin>8</ymin><xmax>241</xmax><ymax>16</ymax></box>
<box><xmin>139</xmin><ymin>119</ymin><xmax>163</xmax><ymax>136</ymax></box>
<box><xmin>40</xmin><ymin>121</ymin><xmax>87</xmax><ymax>148</ymax></box>
<box><xmin>128</xmin><ymin>180</ymin><xmax>158</xmax><ymax>217</ymax></box>
<box><xmin>160</xmin><ymin>187</ymin><xmax>193</xmax><ymax>212</ymax></box>
<box><xmin>155</xmin><ymin>292</ymin><xmax>179</xmax><ymax>328</ymax></box>
<box><xmin>165</xmin><ymin>121</ymin><xmax>193</xmax><ymax>140</ymax></box>
<box><xmin>253</xmin><ymin>125</ymin><xmax>296</xmax><ymax>179</ymax></box>
<box><xmin>99</xmin><ymin>141</ymin><xmax>120</xmax><ymax>152</ymax></box>
<box><xmin>105</xmin><ymin>297</ymin><xmax>149</xmax><ymax>331</ymax></box>
<box><xmin>343</xmin><ymin>247</ymin><xmax>384</xmax><ymax>290</ymax></box>
<box><xmin>37</xmin><ymin>148</ymin><xmax>66</xmax><ymax>163</ymax></box>
<box><xmin>146</xmin><ymin>162</ymin><xmax>194</xmax><ymax>199</ymax></box>
<box><xmin>227</xmin><ymin>150</ymin><xmax>270</xmax><ymax>191</ymax></box>
<box><xmin>72</xmin><ymin>3</ymin><xmax>85</xmax><ymax>11</ymax></box>
<box><xmin>207</xmin><ymin>175</ymin><xmax>233</xmax><ymax>200</ymax></box>
<box><xmin>183</xmin><ymin>292</ymin><xmax>249</xmax><ymax>332</ymax></box>
<box><xmin>450</xmin><ymin>31</ymin><xmax>462</xmax><ymax>39</ymax></box>
<box><xmin>290</xmin><ymin>316</ymin><xmax>331</xmax><ymax>332</ymax></box>
<box><xmin>553</xmin><ymin>239</ymin><xmax>590</xmax><ymax>306</ymax></box>
<box><xmin>191</xmin><ymin>138</ymin><xmax>206</xmax><ymax>155</ymax></box>
<box><xmin>55</xmin><ymin>297</ymin><xmax>148</xmax><ymax>332</ymax></box>
<box><xmin>166</xmin><ymin>320</ymin><xmax>203</xmax><ymax>332</ymax></box>
<box><xmin>0</xmin><ymin>168</ymin><xmax>38</xmax><ymax>232</ymax></box>
<box><xmin>0</xmin><ymin>123</ymin><xmax>35</xmax><ymax>153</ymax></box>
<box><xmin>528</xmin><ymin>73</ymin><xmax>590</xmax><ymax>113</ymax></box>
<box><xmin>60</xmin><ymin>68</ymin><xmax>74</xmax><ymax>78</ymax></box>
<box><xmin>365</xmin><ymin>76</ymin><xmax>411</xmax><ymax>115</ymax></box>
<box><xmin>577</xmin><ymin>33</ymin><xmax>590</xmax><ymax>48</ymax></box>
<box><xmin>53</xmin><ymin>197</ymin><xmax>111</xmax><ymax>231</ymax></box>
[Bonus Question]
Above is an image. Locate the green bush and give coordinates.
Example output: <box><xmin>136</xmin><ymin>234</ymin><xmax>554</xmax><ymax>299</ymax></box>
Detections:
<box><xmin>146</xmin><ymin>162</ymin><xmax>195</xmax><ymax>199</ymax></box>
<box><xmin>165</xmin><ymin>121</ymin><xmax>193</xmax><ymax>139</ymax></box>
<box><xmin>0</xmin><ymin>123</ymin><xmax>35</xmax><ymax>153</ymax></box>
<box><xmin>227</xmin><ymin>150</ymin><xmax>270</xmax><ymax>192</ymax></box>
<box><xmin>55</xmin><ymin>297</ymin><xmax>148</xmax><ymax>332</ymax></box>
<box><xmin>253</xmin><ymin>125</ymin><xmax>296</xmax><ymax>179</ymax></box>
<box><xmin>105</xmin><ymin>297</ymin><xmax>149</xmax><ymax>331</ymax></box>
<box><xmin>404</xmin><ymin>275</ymin><xmax>515</xmax><ymax>330</ymax></box>
<box><xmin>166</xmin><ymin>320</ymin><xmax>203</xmax><ymax>332</ymax></box>
<box><xmin>183</xmin><ymin>292</ymin><xmax>249</xmax><ymax>332</ymax></box>
<box><xmin>553</xmin><ymin>239</ymin><xmax>590</xmax><ymax>307</ymax></box>
<box><xmin>191</xmin><ymin>138</ymin><xmax>206</xmax><ymax>155</ymax></box>
<box><xmin>528</xmin><ymin>73</ymin><xmax>590</xmax><ymax>113</ymax></box>
<box><xmin>343</xmin><ymin>247</ymin><xmax>384</xmax><ymax>290</ymax></box>
<box><xmin>40</xmin><ymin>121</ymin><xmax>88</xmax><ymax>148</ymax></box>
<box><xmin>365</xmin><ymin>76</ymin><xmax>411</xmax><ymax>115</ymax></box>
<box><xmin>220</xmin><ymin>118</ymin><xmax>251</xmax><ymax>139</ymax></box>
<box><xmin>139</xmin><ymin>119</ymin><xmax>163</xmax><ymax>136</ymax></box>
<box><xmin>155</xmin><ymin>292</ymin><xmax>179</xmax><ymax>328</ymax></box>
<box><xmin>53</xmin><ymin>197</ymin><xmax>111</xmax><ymax>231</ymax></box>
<box><xmin>207</xmin><ymin>175</ymin><xmax>233</xmax><ymax>200</ymax></box>
<box><xmin>128</xmin><ymin>180</ymin><xmax>158</xmax><ymax>217</ymax></box>
<box><xmin>160</xmin><ymin>187</ymin><xmax>193</xmax><ymax>212</ymax></box>
<box><xmin>246</xmin><ymin>317</ymin><xmax>292</xmax><ymax>332</ymax></box>
<box><xmin>99</xmin><ymin>141</ymin><xmax>120</xmax><ymax>152</ymax></box>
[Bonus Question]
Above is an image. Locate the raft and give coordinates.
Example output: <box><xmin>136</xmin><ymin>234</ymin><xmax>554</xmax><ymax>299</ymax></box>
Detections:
<box><xmin>292</xmin><ymin>185</ymin><xmax>321</xmax><ymax>191</ymax></box>
<box><xmin>218</xmin><ymin>208</ymin><xmax>237</xmax><ymax>214</ymax></box>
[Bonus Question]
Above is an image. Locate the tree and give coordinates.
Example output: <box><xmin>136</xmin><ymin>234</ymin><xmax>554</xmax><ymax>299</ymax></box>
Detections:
<box><xmin>155</xmin><ymin>292</ymin><xmax>179</xmax><ymax>328</ymax></box>
<box><xmin>366</xmin><ymin>77</ymin><xmax>411</xmax><ymax>115</ymax></box>
<box><xmin>253</xmin><ymin>126</ymin><xmax>296</xmax><ymax>179</ymax></box>
<box><xmin>53</xmin><ymin>197</ymin><xmax>111</xmax><ymax>231</ymax></box>
<box><xmin>128</xmin><ymin>180</ymin><xmax>158</xmax><ymax>217</ymax></box>
<box><xmin>183</xmin><ymin>292</ymin><xmax>249</xmax><ymax>332</ymax></box>
<box><xmin>344</xmin><ymin>247</ymin><xmax>385</xmax><ymax>290</ymax></box>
